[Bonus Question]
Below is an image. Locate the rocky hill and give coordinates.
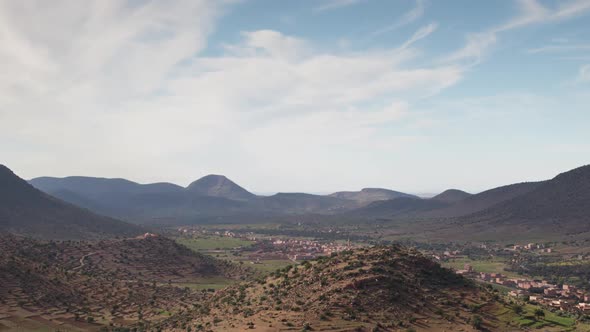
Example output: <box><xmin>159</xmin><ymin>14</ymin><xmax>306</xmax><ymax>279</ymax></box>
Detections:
<box><xmin>0</xmin><ymin>234</ymin><xmax>249</xmax><ymax>331</ymax></box>
<box><xmin>0</xmin><ymin>165</ymin><xmax>144</xmax><ymax>240</ymax></box>
<box><xmin>155</xmin><ymin>246</ymin><xmax>515</xmax><ymax>331</ymax></box>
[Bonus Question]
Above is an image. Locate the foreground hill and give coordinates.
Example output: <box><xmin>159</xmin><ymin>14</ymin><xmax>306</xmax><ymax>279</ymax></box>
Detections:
<box><xmin>0</xmin><ymin>234</ymin><xmax>249</xmax><ymax>331</ymax></box>
<box><xmin>156</xmin><ymin>246</ymin><xmax>515</xmax><ymax>331</ymax></box>
<box><xmin>0</xmin><ymin>165</ymin><xmax>143</xmax><ymax>240</ymax></box>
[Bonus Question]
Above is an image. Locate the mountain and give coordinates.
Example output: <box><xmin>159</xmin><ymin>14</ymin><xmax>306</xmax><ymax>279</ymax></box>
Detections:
<box><xmin>458</xmin><ymin>165</ymin><xmax>590</xmax><ymax>232</ymax></box>
<box><xmin>423</xmin><ymin>181</ymin><xmax>543</xmax><ymax>218</ymax></box>
<box><xmin>0</xmin><ymin>233</ymin><xmax>249</xmax><ymax>330</ymax></box>
<box><xmin>0</xmin><ymin>165</ymin><xmax>143</xmax><ymax>240</ymax></box>
<box><xmin>30</xmin><ymin>176</ymin><xmax>183</xmax><ymax>197</ymax></box>
<box><xmin>330</xmin><ymin>187</ymin><xmax>417</xmax><ymax>203</ymax></box>
<box><xmin>431</xmin><ymin>189</ymin><xmax>472</xmax><ymax>204</ymax></box>
<box><xmin>156</xmin><ymin>246</ymin><xmax>511</xmax><ymax>331</ymax></box>
<box><xmin>187</xmin><ymin>174</ymin><xmax>256</xmax><ymax>201</ymax></box>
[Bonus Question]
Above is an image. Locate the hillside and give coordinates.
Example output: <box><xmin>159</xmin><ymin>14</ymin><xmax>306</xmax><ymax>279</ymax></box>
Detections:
<box><xmin>156</xmin><ymin>246</ymin><xmax>513</xmax><ymax>331</ymax></box>
<box><xmin>452</xmin><ymin>164</ymin><xmax>590</xmax><ymax>237</ymax></box>
<box><xmin>350</xmin><ymin>196</ymin><xmax>450</xmax><ymax>218</ymax></box>
<box><xmin>0</xmin><ymin>234</ymin><xmax>249</xmax><ymax>331</ymax></box>
<box><xmin>257</xmin><ymin>193</ymin><xmax>354</xmax><ymax>214</ymax></box>
<box><xmin>329</xmin><ymin>188</ymin><xmax>418</xmax><ymax>204</ymax></box>
<box><xmin>0</xmin><ymin>165</ymin><xmax>143</xmax><ymax>240</ymax></box>
<box><xmin>187</xmin><ymin>174</ymin><xmax>257</xmax><ymax>201</ymax></box>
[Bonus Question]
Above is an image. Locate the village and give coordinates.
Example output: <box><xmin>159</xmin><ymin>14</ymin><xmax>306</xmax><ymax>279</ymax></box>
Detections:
<box><xmin>175</xmin><ymin>226</ymin><xmax>356</xmax><ymax>263</ymax></box>
<box><xmin>455</xmin><ymin>263</ymin><xmax>590</xmax><ymax>313</ymax></box>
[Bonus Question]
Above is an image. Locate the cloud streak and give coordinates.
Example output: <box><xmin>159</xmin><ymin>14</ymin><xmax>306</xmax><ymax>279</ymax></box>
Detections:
<box><xmin>445</xmin><ymin>0</ymin><xmax>590</xmax><ymax>64</ymax></box>
<box><xmin>370</xmin><ymin>0</ymin><xmax>425</xmax><ymax>37</ymax></box>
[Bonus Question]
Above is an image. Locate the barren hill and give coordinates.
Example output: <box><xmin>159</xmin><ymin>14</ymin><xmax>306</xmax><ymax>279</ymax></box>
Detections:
<box><xmin>0</xmin><ymin>165</ymin><xmax>143</xmax><ymax>240</ymax></box>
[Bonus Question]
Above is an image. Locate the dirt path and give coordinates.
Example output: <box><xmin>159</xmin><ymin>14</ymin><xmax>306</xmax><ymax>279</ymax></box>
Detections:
<box><xmin>72</xmin><ymin>252</ymin><xmax>97</xmax><ymax>271</ymax></box>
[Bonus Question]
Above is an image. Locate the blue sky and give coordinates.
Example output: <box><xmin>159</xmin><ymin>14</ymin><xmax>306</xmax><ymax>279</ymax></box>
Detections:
<box><xmin>1</xmin><ymin>0</ymin><xmax>589</xmax><ymax>194</ymax></box>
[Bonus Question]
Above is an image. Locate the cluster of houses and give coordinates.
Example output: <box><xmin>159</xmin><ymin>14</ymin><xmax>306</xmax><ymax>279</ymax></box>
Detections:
<box><xmin>271</xmin><ymin>238</ymin><xmax>353</xmax><ymax>261</ymax></box>
<box><xmin>456</xmin><ymin>264</ymin><xmax>590</xmax><ymax>314</ymax></box>
<box><xmin>511</xmin><ymin>243</ymin><xmax>552</xmax><ymax>253</ymax></box>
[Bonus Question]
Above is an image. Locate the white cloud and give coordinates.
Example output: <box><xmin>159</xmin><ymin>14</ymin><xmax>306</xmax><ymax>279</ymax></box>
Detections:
<box><xmin>0</xmin><ymin>0</ymin><xmax>464</xmax><ymax>190</ymax></box>
<box><xmin>445</xmin><ymin>0</ymin><xmax>590</xmax><ymax>64</ymax></box>
<box><xmin>370</xmin><ymin>0</ymin><xmax>425</xmax><ymax>36</ymax></box>
<box><xmin>577</xmin><ymin>64</ymin><xmax>590</xmax><ymax>83</ymax></box>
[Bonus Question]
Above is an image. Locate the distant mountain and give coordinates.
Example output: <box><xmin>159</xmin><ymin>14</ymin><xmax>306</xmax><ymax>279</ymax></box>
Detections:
<box><xmin>423</xmin><ymin>181</ymin><xmax>543</xmax><ymax>218</ymax></box>
<box><xmin>461</xmin><ymin>165</ymin><xmax>590</xmax><ymax>230</ymax></box>
<box><xmin>350</xmin><ymin>196</ymin><xmax>450</xmax><ymax>218</ymax></box>
<box><xmin>329</xmin><ymin>187</ymin><xmax>417</xmax><ymax>203</ymax></box>
<box><xmin>431</xmin><ymin>189</ymin><xmax>472</xmax><ymax>204</ymax></box>
<box><xmin>0</xmin><ymin>165</ymin><xmax>143</xmax><ymax>240</ymax></box>
<box><xmin>30</xmin><ymin>176</ymin><xmax>183</xmax><ymax>197</ymax></box>
<box><xmin>187</xmin><ymin>174</ymin><xmax>256</xmax><ymax>201</ymax></box>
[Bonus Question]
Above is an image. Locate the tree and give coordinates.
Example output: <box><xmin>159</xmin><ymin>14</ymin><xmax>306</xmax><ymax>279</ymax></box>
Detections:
<box><xmin>471</xmin><ymin>315</ymin><xmax>483</xmax><ymax>330</ymax></box>
<box><xmin>512</xmin><ymin>304</ymin><xmax>524</xmax><ymax>315</ymax></box>
<box><xmin>534</xmin><ymin>308</ymin><xmax>545</xmax><ymax>320</ymax></box>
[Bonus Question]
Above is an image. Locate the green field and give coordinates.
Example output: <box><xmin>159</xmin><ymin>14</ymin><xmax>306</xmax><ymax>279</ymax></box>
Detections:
<box><xmin>176</xmin><ymin>236</ymin><xmax>255</xmax><ymax>251</ymax></box>
<box><xmin>174</xmin><ymin>277</ymin><xmax>236</xmax><ymax>290</ymax></box>
<box><xmin>442</xmin><ymin>257</ymin><xmax>522</xmax><ymax>278</ymax></box>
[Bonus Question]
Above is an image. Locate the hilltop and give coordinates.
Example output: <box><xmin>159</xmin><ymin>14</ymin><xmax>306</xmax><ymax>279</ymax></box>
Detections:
<box><xmin>156</xmin><ymin>246</ymin><xmax>513</xmax><ymax>331</ymax></box>
<box><xmin>187</xmin><ymin>174</ymin><xmax>257</xmax><ymax>201</ymax></box>
<box><xmin>431</xmin><ymin>189</ymin><xmax>472</xmax><ymax>204</ymax></box>
<box><xmin>0</xmin><ymin>165</ymin><xmax>143</xmax><ymax>240</ymax></box>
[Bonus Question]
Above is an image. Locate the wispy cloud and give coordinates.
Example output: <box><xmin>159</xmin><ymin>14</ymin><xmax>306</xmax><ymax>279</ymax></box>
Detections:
<box><xmin>370</xmin><ymin>0</ymin><xmax>425</xmax><ymax>37</ymax></box>
<box><xmin>527</xmin><ymin>44</ymin><xmax>590</xmax><ymax>54</ymax></box>
<box><xmin>445</xmin><ymin>0</ymin><xmax>590</xmax><ymax>64</ymax></box>
<box><xmin>314</xmin><ymin>0</ymin><xmax>363</xmax><ymax>13</ymax></box>
<box><xmin>400</xmin><ymin>23</ymin><xmax>438</xmax><ymax>49</ymax></box>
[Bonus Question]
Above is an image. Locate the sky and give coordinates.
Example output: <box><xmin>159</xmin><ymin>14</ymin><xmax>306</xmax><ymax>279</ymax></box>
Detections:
<box><xmin>1</xmin><ymin>0</ymin><xmax>590</xmax><ymax>194</ymax></box>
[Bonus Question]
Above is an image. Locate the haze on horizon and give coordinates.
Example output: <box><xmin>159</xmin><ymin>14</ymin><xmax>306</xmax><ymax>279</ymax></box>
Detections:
<box><xmin>2</xmin><ymin>0</ymin><xmax>590</xmax><ymax>194</ymax></box>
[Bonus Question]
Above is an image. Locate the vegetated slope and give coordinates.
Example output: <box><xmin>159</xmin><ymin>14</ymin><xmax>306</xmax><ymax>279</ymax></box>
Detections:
<box><xmin>458</xmin><ymin>164</ymin><xmax>590</xmax><ymax>233</ymax></box>
<box><xmin>350</xmin><ymin>196</ymin><xmax>450</xmax><ymax>218</ymax></box>
<box><xmin>0</xmin><ymin>234</ymin><xmax>249</xmax><ymax>329</ymax></box>
<box><xmin>187</xmin><ymin>174</ymin><xmax>257</xmax><ymax>201</ymax></box>
<box><xmin>0</xmin><ymin>165</ymin><xmax>143</xmax><ymax>240</ymax></box>
<box><xmin>256</xmin><ymin>192</ymin><xmax>355</xmax><ymax>214</ymax></box>
<box><xmin>431</xmin><ymin>189</ymin><xmax>472</xmax><ymax>204</ymax></box>
<box><xmin>157</xmin><ymin>246</ymin><xmax>507</xmax><ymax>331</ymax></box>
<box><xmin>329</xmin><ymin>188</ymin><xmax>418</xmax><ymax>204</ymax></box>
